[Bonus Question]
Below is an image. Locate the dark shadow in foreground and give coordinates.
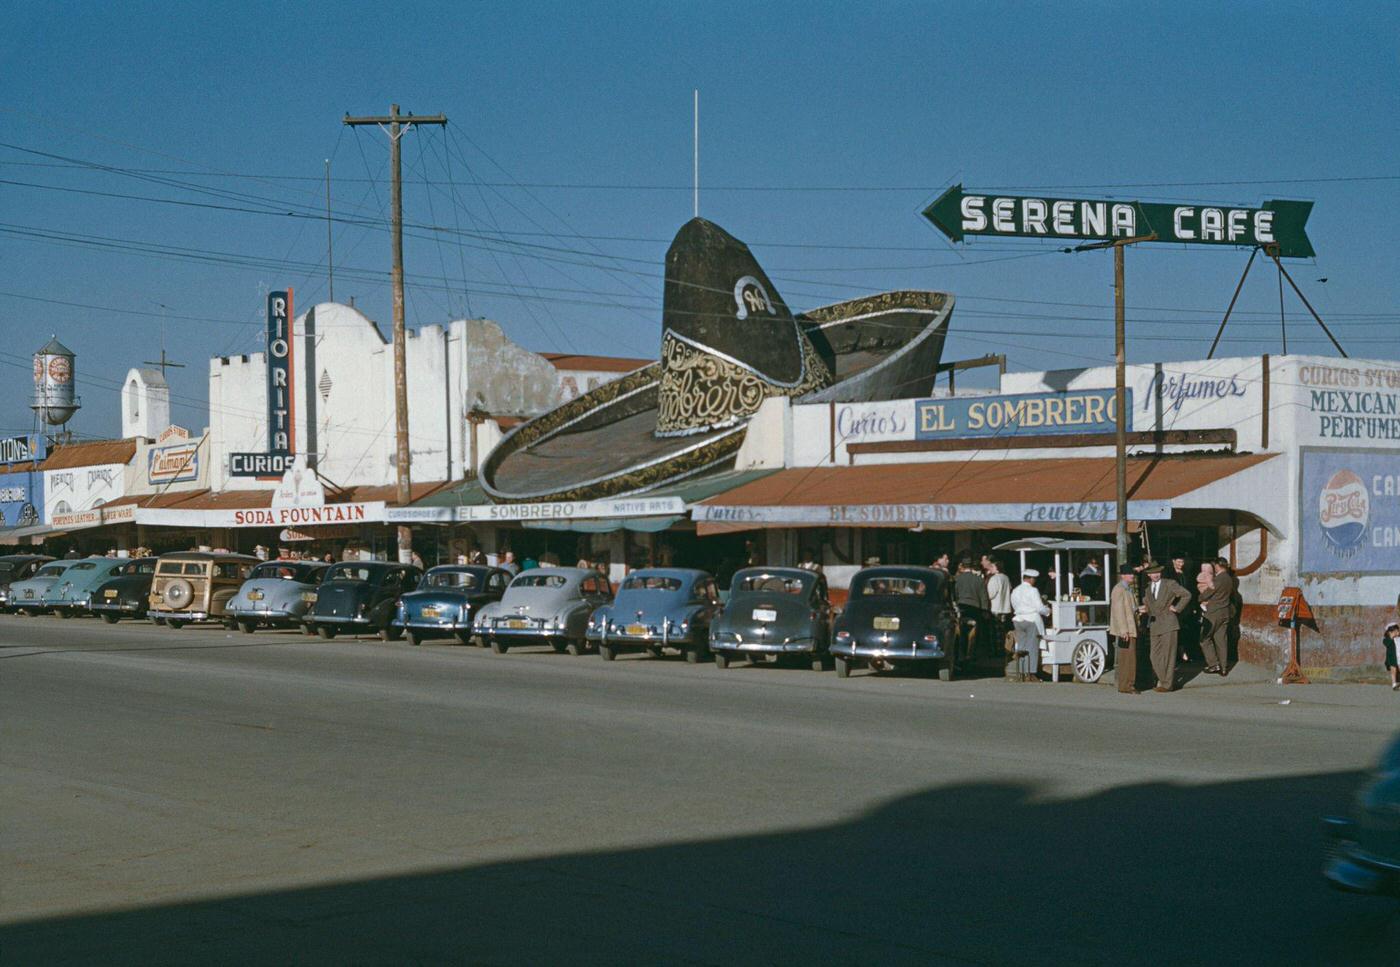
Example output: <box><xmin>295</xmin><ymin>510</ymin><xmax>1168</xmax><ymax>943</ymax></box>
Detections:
<box><xmin>5</xmin><ymin>772</ymin><xmax>1395</xmax><ymax>965</ymax></box>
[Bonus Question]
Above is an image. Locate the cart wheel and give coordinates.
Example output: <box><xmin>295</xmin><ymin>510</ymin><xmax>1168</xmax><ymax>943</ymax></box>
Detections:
<box><xmin>835</xmin><ymin>656</ymin><xmax>850</xmax><ymax>679</ymax></box>
<box><xmin>1072</xmin><ymin>639</ymin><xmax>1107</xmax><ymax>684</ymax></box>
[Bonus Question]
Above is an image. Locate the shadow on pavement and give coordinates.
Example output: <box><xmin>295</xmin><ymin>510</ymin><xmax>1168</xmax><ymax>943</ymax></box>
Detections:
<box><xmin>4</xmin><ymin>771</ymin><xmax>1395</xmax><ymax>965</ymax></box>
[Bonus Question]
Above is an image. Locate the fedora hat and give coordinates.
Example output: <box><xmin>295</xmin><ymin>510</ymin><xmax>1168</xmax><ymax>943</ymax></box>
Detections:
<box><xmin>482</xmin><ymin>217</ymin><xmax>955</xmax><ymax>503</ymax></box>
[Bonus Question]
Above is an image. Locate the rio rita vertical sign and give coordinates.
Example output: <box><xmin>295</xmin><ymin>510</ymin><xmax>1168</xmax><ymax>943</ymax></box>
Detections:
<box><xmin>266</xmin><ymin>290</ymin><xmax>294</xmax><ymax>456</ymax></box>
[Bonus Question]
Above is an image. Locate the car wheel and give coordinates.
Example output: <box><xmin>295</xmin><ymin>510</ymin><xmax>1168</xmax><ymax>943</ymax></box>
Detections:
<box><xmin>646</xmin><ymin>645</ymin><xmax>663</xmax><ymax>659</ymax></box>
<box><xmin>599</xmin><ymin>644</ymin><xmax>615</xmax><ymax>662</ymax></box>
<box><xmin>223</xmin><ymin>618</ymin><xmax>238</xmax><ymax>631</ymax></box>
<box><xmin>54</xmin><ymin>608</ymin><xmax>71</xmax><ymax>620</ymax></box>
<box><xmin>406</xmin><ymin>631</ymin><xmax>422</xmax><ymax>647</ymax></box>
<box><xmin>835</xmin><ymin>656</ymin><xmax>851</xmax><ymax>679</ymax></box>
<box><xmin>714</xmin><ymin>651</ymin><xmax>730</xmax><ymax>669</ymax></box>
<box><xmin>300</xmin><ymin>623</ymin><xmax>316</xmax><ymax>636</ymax></box>
<box><xmin>1072</xmin><ymin>638</ymin><xmax>1107</xmax><ymax>684</ymax></box>
<box><xmin>151</xmin><ymin>615</ymin><xmax>166</xmax><ymax>625</ymax></box>
<box><xmin>317</xmin><ymin>625</ymin><xmax>337</xmax><ymax>640</ymax></box>
<box><xmin>938</xmin><ymin>659</ymin><xmax>955</xmax><ymax>682</ymax></box>
<box><xmin>379</xmin><ymin>626</ymin><xmax>403</xmax><ymax>642</ymax></box>
<box><xmin>166</xmin><ymin>620</ymin><xmax>186</xmax><ymax>630</ymax></box>
<box><xmin>100</xmin><ymin>613</ymin><xmax>119</xmax><ymax>625</ymax></box>
<box><xmin>685</xmin><ymin>645</ymin><xmax>709</xmax><ymax>664</ymax></box>
<box><xmin>565</xmin><ymin>639</ymin><xmax>586</xmax><ymax>656</ymax></box>
<box><xmin>238</xmin><ymin>620</ymin><xmax>256</xmax><ymax>635</ymax></box>
<box><xmin>490</xmin><ymin>638</ymin><xmax>508</xmax><ymax>654</ymax></box>
<box><xmin>811</xmin><ymin>655</ymin><xmax>828</xmax><ymax>672</ymax></box>
<box><xmin>454</xmin><ymin>631</ymin><xmax>474</xmax><ymax>646</ymax></box>
<box><xmin>551</xmin><ymin>640</ymin><xmax>567</xmax><ymax>654</ymax></box>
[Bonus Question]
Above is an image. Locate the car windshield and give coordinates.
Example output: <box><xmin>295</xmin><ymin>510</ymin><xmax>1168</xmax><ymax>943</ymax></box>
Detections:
<box><xmin>621</xmin><ymin>575</ymin><xmax>682</xmax><ymax>592</ymax></box>
<box><xmin>123</xmin><ymin>560</ymin><xmax>156</xmax><ymax>575</ymax></box>
<box><xmin>858</xmin><ymin>577</ymin><xmax>926</xmax><ymax>597</ymax></box>
<box><xmin>69</xmin><ymin>562</ymin><xmax>97</xmax><ymax>572</ymax></box>
<box><xmin>736</xmin><ymin>574</ymin><xmax>808</xmax><ymax>595</ymax></box>
<box><xmin>250</xmin><ymin>562</ymin><xmax>321</xmax><ymax>582</ymax></box>
<box><xmin>425</xmin><ymin>570</ymin><xmax>479</xmax><ymax>589</ymax></box>
<box><xmin>326</xmin><ymin>564</ymin><xmax>377</xmax><ymax>583</ymax></box>
<box><xmin>36</xmin><ymin>565</ymin><xmax>66</xmax><ymax>578</ymax></box>
<box><xmin>512</xmin><ymin>574</ymin><xmax>566</xmax><ymax>588</ymax></box>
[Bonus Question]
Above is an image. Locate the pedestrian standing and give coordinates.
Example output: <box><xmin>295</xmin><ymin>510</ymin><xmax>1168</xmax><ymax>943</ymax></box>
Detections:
<box><xmin>1217</xmin><ymin>557</ymin><xmax>1241</xmax><ymax>673</ymax></box>
<box><xmin>1010</xmin><ymin>569</ymin><xmax>1050</xmax><ymax>681</ymax></box>
<box><xmin>1383</xmin><ymin>623</ymin><xmax>1399</xmax><ymax>691</ymax></box>
<box><xmin>1199</xmin><ymin>562</ymin><xmax>1230</xmax><ymax>675</ymax></box>
<box><xmin>1138</xmin><ymin>563</ymin><xmax>1191</xmax><ymax>692</ymax></box>
<box><xmin>500</xmin><ymin>551</ymin><xmax>520</xmax><ymax>575</ymax></box>
<box><xmin>986</xmin><ymin>556</ymin><xmax>1012</xmax><ymax>654</ymax></box>
<box><xmin>1110</xmin><ymin>564</ymin><xmax>1142</xmax><ymax>694</ymax></box>
<box><xmin>954</xmin><ymin>556</ymin><xmax>992</xmax><ymax>660</ymax></box>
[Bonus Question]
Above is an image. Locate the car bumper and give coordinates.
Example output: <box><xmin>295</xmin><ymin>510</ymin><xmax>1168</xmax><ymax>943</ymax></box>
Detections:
<box><xmin>89</xmin><ymin>601</ymin><xmax>144</xmax><ymax>614</ymax></box>
<box><xmin>226</xmin><ymin>606</ymin><xmax>304</xmax><ymax>622</ymax></box>
<box><xmin>586</xmin><ymin>629</ymin><xmax>700</xmax><ymax>646</ymax></box>
<box><xmin>313</xmin><ymin>615</ymin><xmax>376</xmax><ymax>627</ymax></box>
<box><xmin>711</xmin><ymin>635</ymin><xmax>818</xmax><ymax>655</ymax></box>
<box><xmin>402</xmin><ymin>617</ymin><xmax>473</xmax><ymax>631</ymax></box>
<box><xmin>481</xmin><ymin>625</ymin><xmax>564</xmax><ymax>641</ymax></box>
<box><xmin>830</xmin><ymin>640</ymin><xmax>946</xmax><ymax>661</ymax></box>
<box><xmin>1324</xmin><ymin>817</ymin><xmax>1400</xmax><ymax>896</ymax></box>
<box><xmin>149</xmin><ymin>609</ymin><xmax>211</xmax><ymax>621</ymax></box>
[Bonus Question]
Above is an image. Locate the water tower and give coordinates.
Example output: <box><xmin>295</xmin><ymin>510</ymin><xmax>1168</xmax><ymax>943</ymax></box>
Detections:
<box><xmin>31</xmin><ymin>336</ymin><xmax>81</xmax><ymax>434</ymax></box>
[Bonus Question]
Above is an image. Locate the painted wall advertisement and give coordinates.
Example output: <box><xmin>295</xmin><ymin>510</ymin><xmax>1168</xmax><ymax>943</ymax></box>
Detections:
<box><xmin>1295</xmin><ymin>360</ymin><xmax>1400</xmax><ymax>443</ymax></box>
<box><xmin>0</xmin><ymin>467</ymin><xmax>43</xmax><ymax>529</ymax></box>
<box><xmin>44</xmin><ymin>463</ymin><xmax>125</xmax><ymax>524</ymax></box>
<box><xmin>915</xmin><ymin>389</ymin><xmax>1131</xmax><ymax>440</ymax></box>
<box><xmin>1300</xmin><ymin>448</ymin><xmax>1400</xmax><ymax>575</ymax></box>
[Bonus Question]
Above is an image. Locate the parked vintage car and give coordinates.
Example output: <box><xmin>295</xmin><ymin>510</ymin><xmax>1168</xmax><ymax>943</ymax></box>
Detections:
<box><xmin>0</xmin><ymin>554</ymin><xmax>53</xmax><ymax>612</ymax></box>
<box><xmin>7</xmin><ymin>560</ymin><xmax>76</xmax><ymax>615</ymax></box>
<box><xmin>1324</xmin><ymin>729</ymin><xmax>1400</xmax><ymax>898</ymax></box>
<box><xmin>304</xmin><ymin>561</ymin><xmax>422</xmax><ymax>640</ymax></box>
<box><xmin>225</xmin><ymin>560</ymin><xmax>330</xmax><ymax>634</ymax></box>
<box><xmin>586</xmin><ymin>567</ymin><xmax>721</xmax><ymax>663</ymax></box>
<box><xmin>710</xmin><ymin>566</ymin><xmax>833</xmax><ymax>671</ymax></box>
<box><xmin>88</xmin><ymin>557</ymin><xmax>159</xmax><ymax>623</ymax></box>
<box><xmin>148</xmin><ymin>552</ymin><xmax>259</xmax><ymax>628</ymax></box>
<box><xmin>830</xmin><ymin>566</ymin><xmax>953</xmax><ymax>680</ymax></box>
<box><xmin>474</xmin><ymin>567</ymin><xmax>612</xmax><ymax>655</ymax></box>
<box><xmin>393</xmin><ymin>565</ymin><xmax>512</xmax><ymax>646</ymax></box>
<box><xmin>42</xmin><ymin>556</ymin><xmax>130</xmax><ymax>617</ymax></box>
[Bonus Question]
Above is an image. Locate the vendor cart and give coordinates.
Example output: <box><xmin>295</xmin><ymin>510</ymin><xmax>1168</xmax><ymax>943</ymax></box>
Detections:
<box><xmin>993</xmin><ymin>537</ymin><xmax>1116</xmax><ymax>683</ymax></box>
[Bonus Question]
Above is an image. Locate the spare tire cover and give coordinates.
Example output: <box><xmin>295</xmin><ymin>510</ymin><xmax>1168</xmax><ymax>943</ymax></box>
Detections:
<box><xmin>164</xmin><ymin>579</ymin><xmax>193</xmax><ymax>608</ymax></box>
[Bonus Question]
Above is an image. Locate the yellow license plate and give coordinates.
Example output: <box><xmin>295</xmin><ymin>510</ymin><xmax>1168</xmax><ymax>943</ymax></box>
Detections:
<box><xmin>104</xmin><ymin>589</ymin><xmax>118</xmax><ymax>598</ymax></box>
<box><xmin>507</xmin><ymin>618</ymin><xmax>529</xmax><ymax>629</ymax></box>
<box><xmin>873</xmin><ymin>616</ymin><xmax>900</xmax><ymax>631</ymax></box>
<box><xmin>626</xmin><ymin>624</ymin><xmax>648</xmax><ymax>636</ymax></box>
<box><xmin>248</xmin><ymin>590</ymin><xmax>264</xmax><ymax>601</ymax></box>
<box><xmin>422</xmin><ymin>607</ymin><xmax>440</xmax><ymax>618</ymax></box>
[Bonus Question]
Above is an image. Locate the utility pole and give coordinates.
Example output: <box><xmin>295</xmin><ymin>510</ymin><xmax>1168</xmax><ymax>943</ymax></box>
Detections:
<box><xmin>1075</xmin><ymin>233</ymin><xmax>1155</xmax><ymax>564</ymax></box>
<box><xmin>324</xmin><ymin>158</ymin><xmax>335</xmax><ymax>303</ymax></box>
<box><xmin>344</xmin><ymin>104</ymin><xmax>447</xmax><ymax>564</ymax></box>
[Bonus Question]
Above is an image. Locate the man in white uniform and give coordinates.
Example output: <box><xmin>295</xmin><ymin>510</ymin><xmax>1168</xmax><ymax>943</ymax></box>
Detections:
<box><xmin>1010</xmin><ymin>568</ymin><xmax>1051</xmax><ymax>681</ymax></box>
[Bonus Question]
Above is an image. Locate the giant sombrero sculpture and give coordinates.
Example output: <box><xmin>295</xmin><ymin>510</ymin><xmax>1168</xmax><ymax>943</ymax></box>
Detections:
<box><xmin>481</xmin><ymin>217</ymin><xmax>954</xmax><ymax>503</ymax></box>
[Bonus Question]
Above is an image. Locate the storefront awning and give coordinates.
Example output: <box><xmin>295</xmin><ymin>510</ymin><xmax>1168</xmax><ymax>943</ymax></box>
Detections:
<box><xmin>693</xmin><ymin>454</ymin><xmax>1278</xmax><ymax>534</ymax></box>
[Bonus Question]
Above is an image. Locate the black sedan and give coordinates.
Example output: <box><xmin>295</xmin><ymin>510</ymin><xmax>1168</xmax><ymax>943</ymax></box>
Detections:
<box><xmin>304</xmin><ymin>561</ymin><xmax>422</xmax><ymax>640</ymax></box>
<box><xmin>830</xmin><ymin>566</ymin><xmax>952</xmax><ymax>680</ymax></box>
<box><xmin>710</xmin><ymin>567</ymin><xmax>832</xmax><ymax>671</ymax></box>
<box><xmin>88</xmin><ymin>557</ymin><xmax>159</xmax><ymax>623</ymax></box>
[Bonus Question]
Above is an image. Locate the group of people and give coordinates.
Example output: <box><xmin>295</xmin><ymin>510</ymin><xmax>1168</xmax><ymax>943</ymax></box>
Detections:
<box><xmin>1109</xmin><ymin>554</ymin><xmax>1241</xmax><ymax>694</ymax></box>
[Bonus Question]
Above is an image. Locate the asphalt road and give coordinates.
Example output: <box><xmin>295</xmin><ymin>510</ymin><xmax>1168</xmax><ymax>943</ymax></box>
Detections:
<box><xmin>1</xmin><ymin>613</ymin><xmax>1396</xmax><ymax>965</ymax></box>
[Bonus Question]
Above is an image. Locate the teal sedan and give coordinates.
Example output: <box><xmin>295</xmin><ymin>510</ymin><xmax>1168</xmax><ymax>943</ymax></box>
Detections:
<box><xmin>42</xmin><ymin>557</ymin><xmax>130</xmax><ymax>618</ymax></box>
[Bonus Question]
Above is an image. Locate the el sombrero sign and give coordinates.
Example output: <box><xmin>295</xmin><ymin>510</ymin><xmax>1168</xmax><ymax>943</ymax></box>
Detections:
<box><xmin>923</xmin><ymin>185</ymin><xmax>1315</xmax><ymax>258</ymax></box>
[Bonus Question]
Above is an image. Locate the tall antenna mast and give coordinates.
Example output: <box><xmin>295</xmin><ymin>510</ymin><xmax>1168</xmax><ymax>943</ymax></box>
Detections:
<box><xmin>692</xmin><ymin>89</ymin><xmax>699</xmax><ymax>219</ymax></box>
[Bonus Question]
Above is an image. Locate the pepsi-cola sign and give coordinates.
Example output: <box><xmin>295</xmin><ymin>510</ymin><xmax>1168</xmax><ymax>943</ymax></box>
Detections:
<box><xmin>1301</xmin><ymin>449</ymin><xmax>1400</xmax><ymax>574</ymax></box>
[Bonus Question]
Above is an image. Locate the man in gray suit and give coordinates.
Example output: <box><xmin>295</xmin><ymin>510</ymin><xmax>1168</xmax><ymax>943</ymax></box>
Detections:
<box><xmin>1138</xmin><ymin>563</ymin><xmax>1191</xmax><ymax>692</ymax></box>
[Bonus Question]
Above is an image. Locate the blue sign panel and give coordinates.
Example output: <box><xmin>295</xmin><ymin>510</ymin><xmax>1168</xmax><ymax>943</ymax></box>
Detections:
<box><xmin>0</xmin><ymin>466</ymin><xmax>43</xmax><ymax>530</ymax></box>
<box><xmin>915</xmin><ymin>389</ymin><xmax>1131</xmax><ymax>440</ymax></box>
<box><xmin>1300</xmin><ymin>448</ymin><xmax>1400</xmax><ymax>575</ymax></box>
<box><xmin>0</xmin><ymin>435</ymin><xmax>44</xmax><ymax>467</ymax></box>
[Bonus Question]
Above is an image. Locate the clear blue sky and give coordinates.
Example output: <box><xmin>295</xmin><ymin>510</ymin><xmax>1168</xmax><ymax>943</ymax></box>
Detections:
<box><xmin>2</xmin><ymin>0</ymin><xmax>1396</xmax><ymax>439</ymax></box>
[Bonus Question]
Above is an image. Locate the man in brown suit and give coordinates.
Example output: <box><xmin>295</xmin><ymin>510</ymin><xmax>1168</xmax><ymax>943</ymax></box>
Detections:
<box><xmin>1199</xmin><ymin>561</ymin><xmax>1232</xmax><ymax>675</ymax></box>
<box><xmin>1138</xmin><ymin>563</ymin><xmax>1191</xmax><ymax>692</ymax></box>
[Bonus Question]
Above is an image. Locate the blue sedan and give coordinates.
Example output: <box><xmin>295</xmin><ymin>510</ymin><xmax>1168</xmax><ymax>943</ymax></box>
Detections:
<box><xmin>587</xmin><ymin>568</ymin><xmax>721</xmax><ymax>663</ymax></box>
<box><xmin>394</xmin><ymin>565</ymin><xmax>511</xmax><ymax>646</ymax></box>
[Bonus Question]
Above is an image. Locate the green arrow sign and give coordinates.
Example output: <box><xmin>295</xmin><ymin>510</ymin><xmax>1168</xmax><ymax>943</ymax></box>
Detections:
<box><xmin>923</xmin><ymin>185</ymin><xmax>1314</xmax><ymax>258</ymax></box>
